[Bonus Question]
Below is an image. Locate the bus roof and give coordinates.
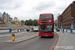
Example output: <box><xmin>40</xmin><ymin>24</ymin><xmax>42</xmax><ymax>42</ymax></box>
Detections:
<box><xmin>40</xmin><ymin>13</ymin><xmax>53</xmax><ymax>15</ymax></box>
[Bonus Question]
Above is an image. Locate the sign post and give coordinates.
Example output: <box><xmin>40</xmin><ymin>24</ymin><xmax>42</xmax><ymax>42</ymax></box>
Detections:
<box><xmin>54</xmin><ymin>24</ymin><xmax>55</xmax><ymax>27</ymax></box>
<box><xmin>38</xmin><ymin>25</ymin><xmax>39</xmax><ymax>28</ymax></box>
<box><xmin>12</xmin><ymin>33</ymin><xmax>15</xmax><ymax>41</ymax></box>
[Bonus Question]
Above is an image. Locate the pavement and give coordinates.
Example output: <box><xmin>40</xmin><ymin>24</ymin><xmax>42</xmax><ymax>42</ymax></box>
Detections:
<box><xmin>54</xmin><ymin>29</ymin><xmax>75</xmax><ymax>50</ymax></box>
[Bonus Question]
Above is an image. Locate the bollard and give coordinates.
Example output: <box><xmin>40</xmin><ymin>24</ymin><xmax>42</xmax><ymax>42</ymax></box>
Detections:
<box><xmin>12</xmin><ymin>33</ymin><xmax>15</xmax><ymax>41</ymax></box>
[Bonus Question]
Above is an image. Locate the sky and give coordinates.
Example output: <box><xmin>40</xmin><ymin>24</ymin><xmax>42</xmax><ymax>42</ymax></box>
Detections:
<box><xmin>0</xmin><ymin>0</ymin><xmax>74</xmax><ymax>21</ymax></box>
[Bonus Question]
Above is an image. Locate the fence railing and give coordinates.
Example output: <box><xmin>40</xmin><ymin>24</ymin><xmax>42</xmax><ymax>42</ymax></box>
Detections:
<box><xmin>0</xmin><ymin>28</ymin><xmax>26</xmax><ymax>34</ymax></box>
<box><xmin>54</xmin><ymin>27</ymin><xmax>75</xmax><ymax>33</ymax></box>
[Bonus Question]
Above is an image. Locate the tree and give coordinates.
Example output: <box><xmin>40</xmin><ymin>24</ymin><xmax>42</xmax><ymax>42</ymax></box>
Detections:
<box><xmin>25</xmin><ymin>20</ymin><xmax>29</xmax><ymax>25</ymax></box>
<box><xmin>28</xmin><ymin>19</ymin><xmax>33</xmax><ymax>25</ymax></box>
<box><xmin>21</xmin><ymin>20</ymin><xmax>24</xmax><ymax>22</ymax></box>
<box><xmin>33</xmin><ymin>19</ymin><xmax>38</xmax><ymax>26</ymax></box>
<box><xmin>25</xmin><ymin>19</ymin><xmax>38</xmax><ymax>26</ymax></box>
<box><xmin>21</xmin><ymin>20</ymin><xmax>24</xmax><ymax>25</ymax></box>
<box><xmin>54</xmin><ymin>20</ymin><xmax>58</xmax><ymax>26</ymax></box>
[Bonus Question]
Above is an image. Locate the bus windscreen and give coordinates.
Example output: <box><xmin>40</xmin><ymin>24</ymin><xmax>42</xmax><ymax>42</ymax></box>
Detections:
<box><xmin>39</xmin><ymin>25</ymin><xmax>54</xmax><ymax>32</ymax></box>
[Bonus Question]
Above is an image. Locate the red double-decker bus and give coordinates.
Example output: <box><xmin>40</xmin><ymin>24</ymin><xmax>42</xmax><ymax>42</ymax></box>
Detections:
<box><xmin>39</xmin><ymin>13</ymin><xmax>54</xmax><ymax>37</ymax></box>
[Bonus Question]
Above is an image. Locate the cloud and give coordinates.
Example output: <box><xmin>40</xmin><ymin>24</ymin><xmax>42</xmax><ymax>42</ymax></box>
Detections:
<box><xmin>0</xmin><ymin>0</ymin><xmax>24</xmax><ymax>10</ymax></box>
<box><xmin>0</xmin><ymin>4</ymin><xmax>21</xmax><ymax>10</ymax></box>
<box><xmin>0</xmin><ymin>0</ymin><xmax>12</xmax><ymax>4</ymax></box>
<box><xmin>0</xmin><ymin>0</ymin><xmax>74</xmax><ymax>21</ymax></box>
<box><xmin>34</xmin><ymin>0</ymin><xmax>56</xmax><ymax>11</ymax></box>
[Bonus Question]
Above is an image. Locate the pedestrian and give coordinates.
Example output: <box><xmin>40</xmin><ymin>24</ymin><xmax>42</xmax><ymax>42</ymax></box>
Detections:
<box><xmin>63</xmin><ymin>28</ymin><xmax>64</xmax><ymax>33</ymax></box>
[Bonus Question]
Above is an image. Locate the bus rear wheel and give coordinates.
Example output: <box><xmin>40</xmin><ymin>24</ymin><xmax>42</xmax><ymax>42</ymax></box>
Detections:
<box><xmin>48</xmin><ymin>36</ymin><xmax>54</xmax><ymax>38</ymax></box>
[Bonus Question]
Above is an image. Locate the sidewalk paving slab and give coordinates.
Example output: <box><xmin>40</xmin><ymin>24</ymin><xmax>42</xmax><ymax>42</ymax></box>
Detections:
<box><xmin>54</xmin><ymin>29</ymin><xmax>75</xmax><ymax>50</ymax></box>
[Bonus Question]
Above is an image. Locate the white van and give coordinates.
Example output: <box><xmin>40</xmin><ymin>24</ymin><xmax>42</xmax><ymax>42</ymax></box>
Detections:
<box><xmin>33</xmin><ymin>26</ymin><xmax>39</xmax><ymax>32</ymax></box>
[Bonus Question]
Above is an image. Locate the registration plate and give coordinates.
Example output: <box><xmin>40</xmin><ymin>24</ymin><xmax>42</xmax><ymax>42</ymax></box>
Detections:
<box><xmin>44</xmin><ymin>35</ymin><xmax>48</xmax><ymax>36</ymax></box>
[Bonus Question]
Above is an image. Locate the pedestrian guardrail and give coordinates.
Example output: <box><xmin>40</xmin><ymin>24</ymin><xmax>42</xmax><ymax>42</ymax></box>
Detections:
<box><xmin>0</xmin><ymin>28</ymin><xmax>26</xmax><ymax>34</ymax></box>
<box><xmin>55</xmin><ymin>28</ymin><xmax>75</xmax><ymax>33</ymax></box>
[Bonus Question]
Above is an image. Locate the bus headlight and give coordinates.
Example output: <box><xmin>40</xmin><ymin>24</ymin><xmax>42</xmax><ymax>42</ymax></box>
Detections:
<box><xmin>51</xmin><ymin>32</ymin><xmax>54</xmax><ymax>34</ymax></box>
<box><xmin>39</xmin><ymin>32</ymin><xmax>42</xmax><ymax>34</ymax></box>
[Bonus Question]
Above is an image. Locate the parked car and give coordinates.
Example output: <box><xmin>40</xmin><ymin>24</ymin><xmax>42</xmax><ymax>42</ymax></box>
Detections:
<box><xmin>33</xmin><ymin>26</ymin><xmax>39</xmax><ymax>32</ymax></box>
<box><xmin>26</xmin><ymin>29</ymin><xmax>30</xmax><ymax>32</ymax></box>
<box><xmin>56</xmin><ymin>28</ymin><xmax>60</xmax><ymax>32</ymax></box>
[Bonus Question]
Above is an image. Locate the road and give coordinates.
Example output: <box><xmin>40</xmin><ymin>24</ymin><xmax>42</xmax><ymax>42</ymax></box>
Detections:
<box><xmin>0</xmin><ymin>32</ymin><xmax>59</xmax><ymax>50</ymax></box>
<box><xmin>0</xmin><ymin>32</ymin><xmax>36</xmax><ymax>42</ymax></box>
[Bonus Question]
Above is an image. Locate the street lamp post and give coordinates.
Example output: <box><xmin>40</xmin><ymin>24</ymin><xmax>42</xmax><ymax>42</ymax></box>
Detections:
<box><xmin>61</xmin><ymin>22</ymin><xmax>62</xmax><ymax>31</ymax></box>
<box><xmin>9</xmin><ymin>18</ymin><xmax>11</xmax><ymax>33</ymax></box>
<box><xmin>71</xmin><ymin>17</ymin><xmax>74</xmax><ymax>33</ymax></box>
<box><xmin>56</xmin><ymin>13</ymin><xmax>60</xmax><ymax>28</ymax></box>
<box><xmin>57</xmin><ymin>15</ymin><xmax>59</xmax><ymax>28</ymax></box>
<box><xmin>26</xmin><ymin>22</ymin><xmax>27</xmax><ymax>30</ymax></box>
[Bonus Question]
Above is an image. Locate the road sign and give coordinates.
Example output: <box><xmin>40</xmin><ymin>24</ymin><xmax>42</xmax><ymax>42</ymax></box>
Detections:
<box><xmin>12</xmin><ymin>33</ymin><xmax>15</xmax><ymax>41</ymax></box>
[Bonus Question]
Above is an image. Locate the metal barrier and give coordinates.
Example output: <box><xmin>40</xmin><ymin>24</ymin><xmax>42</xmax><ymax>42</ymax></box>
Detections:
<box><xmin>59</xmin><ymin>28</ymin><xmax>75</xmax><ymax>33</ymax></box>
<box><xmin>54</xmin><ymin>27</ymin><xmax>75</xmax><ymax>33</ymax></box>
<box><xmin>0</xmin><ymin>28</ymin><xmax>26</xmax><ymax>34</ymax></box>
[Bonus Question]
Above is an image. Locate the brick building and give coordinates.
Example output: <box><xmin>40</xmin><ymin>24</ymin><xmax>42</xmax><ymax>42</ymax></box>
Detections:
<box><xmin>58</xmin><ymin>15</ymin><xmax>62</xmax><ymax>28</ymax></box>
<box><xmin>58</xmin><ymin>1</ymin><xmax>75</xmax><ymax>29</ymax></box>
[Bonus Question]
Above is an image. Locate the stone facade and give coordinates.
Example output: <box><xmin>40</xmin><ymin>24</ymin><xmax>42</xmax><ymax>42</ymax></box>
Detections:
<box><xmin>0</xmin><ymin>12</ymin><xmax>21</xmax><ymax>27</ymax></box>
<box><xmin>0</xmin><ymin>17</ymin><xmax>5</xmax><ymax>24</ymax></box>
<box><xmin>2</xmin><ymin>12</ymin><xmax>10</xmax><ymax>19</ymax></box>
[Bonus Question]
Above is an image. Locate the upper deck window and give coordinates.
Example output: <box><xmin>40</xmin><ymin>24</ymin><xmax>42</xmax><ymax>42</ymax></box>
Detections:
<box><xmin>40</xmin><ymin>15</ymin><xmax>53</xmax><ymax>19</ymax></box>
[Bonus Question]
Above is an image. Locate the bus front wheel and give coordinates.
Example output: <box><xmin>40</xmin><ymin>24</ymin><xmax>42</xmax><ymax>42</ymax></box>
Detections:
<box><xmin>51</xmin><ymin>36</ymin><xmax>54</xmax><ymax>38</ymax></box>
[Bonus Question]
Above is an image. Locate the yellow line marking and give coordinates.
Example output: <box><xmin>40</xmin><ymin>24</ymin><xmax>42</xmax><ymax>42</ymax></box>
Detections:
<box><xmin>54</xmin><ymin>32</ymin><xmax>65</xmax><ymax>50</ymax></box>
<box><xmin>58</xmin><ymin>34</ymin><xmax>65</xmax><ymax>37</ymax></box>
<box><xmin>54</xmin><ymin>37</ymin><xmax>60</xmax><ymax>50</ymax></box>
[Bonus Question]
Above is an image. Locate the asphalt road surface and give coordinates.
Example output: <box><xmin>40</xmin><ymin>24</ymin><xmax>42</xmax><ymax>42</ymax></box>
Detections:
<box><xmin>0</xmin><ymin>32</ymin><xmax>36</xmax><ymax>42</ymax></box>
<box><xmin>0</xmin><ymin>32</ymin><xmax>59</xmax><ymax>50</ymax></box>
